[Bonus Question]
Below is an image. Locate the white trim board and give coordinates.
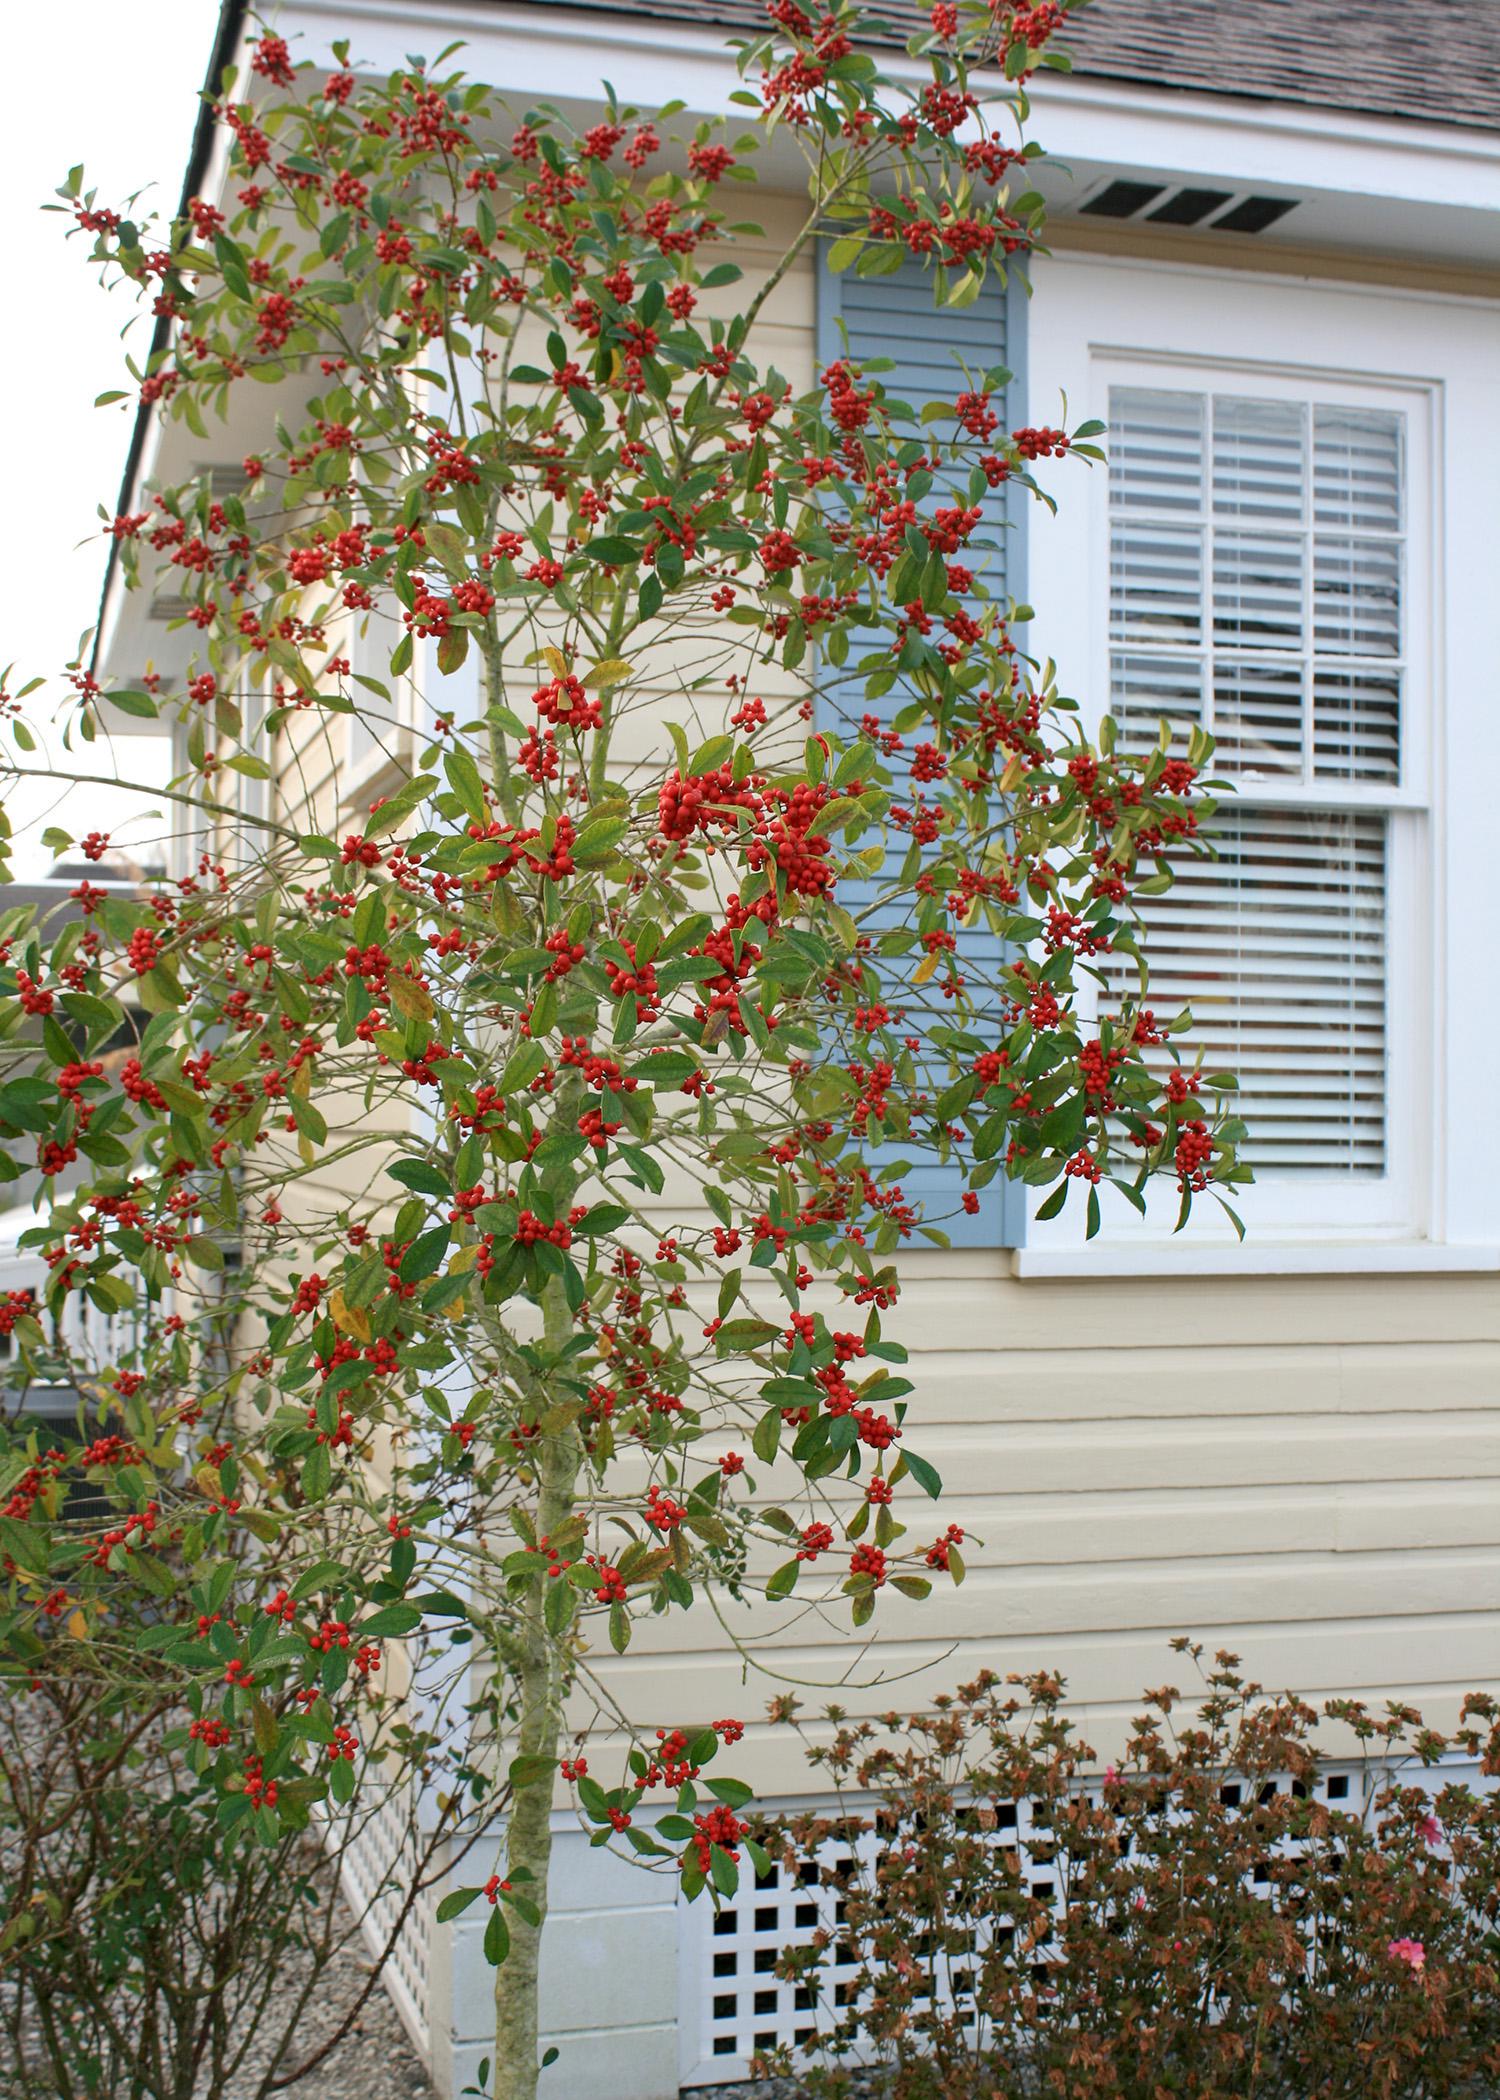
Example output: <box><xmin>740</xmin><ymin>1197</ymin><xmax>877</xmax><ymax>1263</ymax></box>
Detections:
<box><xmin>1022</xmin><ymin>251</ymin><xmax>1500</xmax><ymax>1261</ymax></box>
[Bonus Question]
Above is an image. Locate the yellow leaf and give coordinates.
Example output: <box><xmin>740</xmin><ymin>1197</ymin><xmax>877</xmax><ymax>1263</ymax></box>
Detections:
<box><xmin>66</xmin><ymin>1610</ymin><xmax>90</xmax><ymax>1642</ymax></box>
<box><xmin>541</xmin><ymin>645</ymin><xmax>568</xmax><ymax>678</ymax></box>
<box><xmin>999</xmin><ymin>752</ymin><xmax>1027</xmax><ymax>793</ymax></box>
<box><xmin>389</xmin><ymin>973</ymin><xmax>435</xmax><ymax>1022</ymax></box>
<box><xmin>912</xmin><ymin>950</ymin><xmax>939</xmax><ymax>986</ymax></box>
<box><xmin>329</xmin><ymin>1289</ymin><xmax>372</xmax><ymax>1342</ymax></box>
<box><xmin>252</xmin><ymin>1696</ymin><xmax>279</xmax><ymax>1756</ymax></box>
<box><xmin>583</xmin><ymin>658</ymin><xmax>634</xmax><ymax>690</ymax></box>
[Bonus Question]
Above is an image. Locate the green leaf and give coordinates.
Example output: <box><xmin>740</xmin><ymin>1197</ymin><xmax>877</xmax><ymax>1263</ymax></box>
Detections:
<box><xmin>484</xmin><ymin>1906</ymin><xmax>510</xmax><ymax>1966</ymax></box>
<box><xmin>443</xmin><ymin>748</ymin><xmax>486</xmax><ymax>822</ymax></box>
<box><xmin>509</xmin><ymin>1754</ymin><xmax>556</xmax><ymax>1790</ymax></box>
<box><xmin>365</xmin><ymin>773</ymin><xmax>428</xmax><ymax>833</ymax></box>
<box><xmin>213</xmin><ymin>232</ymin><xmax>252</xmax><ymax>302</ymax></box>
<box><xmin>358</xmin><ymin>1602</ymin><xmax>423</xmax><ymax>1638</ymax></box>
<box><xmin>714</xmin><ymin>1317</ymin><xmax>780</xmax><ymax>1355</ymax></box>
<box><xmin>499</xmin><ymin>1039</ymin><xmax>548</xmax><ymax>1093</ymax></box>
<box><xmin>573</xmin><ymin>815</ymin><xmax>629</xmax><ymax>863</ymax></box>
<box><xmin>436</xmin><ymin>1887</ymin><xmax>482</xmax><ymax>1923</ymax></box>
<box><xmin>900</xmin><ymin>1450</ymin><xmax>943</xmax><ymax>1500</ymax></box>
<box><xmin>399</xmin><ymin>1226</ymin><xmax>451</xmax><ymax>1283</ymax></box>
<box><xmin>388</xmin><ymin>1158</ymin><xmax>450</xmax><ymax>1197</ymax></box>
<box><xmin>437</xmin><ymin>627</ymin><xmax>470</xmax><ymax>676</ymax></box>
<box><xmin>106</xmin><ymin>688</ymin><xmax>161</xmax><ymax>720</ymax></box>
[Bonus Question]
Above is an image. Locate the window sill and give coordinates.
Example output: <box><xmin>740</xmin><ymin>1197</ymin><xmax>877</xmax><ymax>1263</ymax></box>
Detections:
<box><xmin>1009</xmin><ymin>1240</ymin><xmax>1500</xmax><ymax>1279</ymax></box>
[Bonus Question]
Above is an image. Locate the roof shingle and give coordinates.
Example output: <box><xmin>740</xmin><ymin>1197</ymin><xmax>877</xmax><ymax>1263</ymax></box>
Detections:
<box><xmin>534</xmin><ymin>0</ymin><xmax>1500</xmax><ymax>132</ymax></box>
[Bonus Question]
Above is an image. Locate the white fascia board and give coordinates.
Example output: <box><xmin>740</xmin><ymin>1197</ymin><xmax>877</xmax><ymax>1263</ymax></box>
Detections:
<box><xmin>277</xmin><ymin>0</ymin><xmax>1500</xmax><ymax>218</ymax></box>
<box><xmin>1025</xmin><ymin>71</ymin><xmax>1500</xmax><ymax>217</ymax></box>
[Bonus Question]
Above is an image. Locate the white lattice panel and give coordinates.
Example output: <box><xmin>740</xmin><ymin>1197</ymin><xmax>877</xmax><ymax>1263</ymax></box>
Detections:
<box><xmin>678</xmin><ymin>1764</ymin><xmax>1400</xmax><ymax>2086</ymax></box>
<box><xmin>335</xmin><ymin>1782</ymin><xmax>433</xmax><ymax>2060</ymax></box>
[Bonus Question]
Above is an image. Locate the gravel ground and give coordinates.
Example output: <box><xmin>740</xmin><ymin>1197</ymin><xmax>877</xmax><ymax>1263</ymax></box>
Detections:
<box><xmin>213</xmin><ymin>1876</ymin><xmax>439</xmax><ymax>2100</ymax></box>
<box><xmin>4</xmin><ymin>1869</ymin><xmax>438</xmax><ymax>2100</ymax></box>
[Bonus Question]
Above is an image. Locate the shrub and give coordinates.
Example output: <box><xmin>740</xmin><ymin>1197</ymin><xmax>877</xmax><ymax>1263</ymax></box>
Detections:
<box><xmin>761</xmin><ymin>1646</ymin><xmax>1500</xmax><ymax>2098</ymax></box>
<box><xmin>0</xmin><ymin>1404</ymin><xmax>478</xmax><ymax>2100</ymax></box>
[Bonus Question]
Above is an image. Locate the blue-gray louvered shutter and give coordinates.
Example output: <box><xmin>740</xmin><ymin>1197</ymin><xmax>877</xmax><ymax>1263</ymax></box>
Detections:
<box><xmin>815</xmin><ymin>250</ymin><xmax>1027</xmax><ymax>1249</ymax></box>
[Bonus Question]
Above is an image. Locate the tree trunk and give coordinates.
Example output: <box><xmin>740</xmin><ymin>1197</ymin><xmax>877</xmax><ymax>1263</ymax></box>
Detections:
<box><xmin>490</xmin><ymin>1273</ymin><xmax>580</xmax><ymax>2100</ymax></box>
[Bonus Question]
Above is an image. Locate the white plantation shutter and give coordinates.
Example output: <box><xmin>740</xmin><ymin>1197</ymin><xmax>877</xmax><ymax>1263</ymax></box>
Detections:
<box><xmin>1125</xmin><ymin>809</ymin><xmax>1387</xmax><ymax>1173</ymax></box>
<box><xmin>1104</xmin><ymin>382</ymin><xmax>1410</xmax><ymax>1178</ymax></box>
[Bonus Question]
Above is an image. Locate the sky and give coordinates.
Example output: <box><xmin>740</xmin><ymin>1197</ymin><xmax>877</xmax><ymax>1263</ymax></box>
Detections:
<box><xmin>2</xmin><ymin>0</ymin><xmax>218</xmax><ymax>876</ymax></box>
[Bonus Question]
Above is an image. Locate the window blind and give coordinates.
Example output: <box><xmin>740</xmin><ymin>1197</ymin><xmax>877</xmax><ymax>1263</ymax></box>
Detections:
<box><xmin>1104</xmin><ymin>807</ymin><xmax>1387</xmax><ymax>1174</ymax></box>
<box><xmin>1104</xmin><ymin>384</ymin><xmax>1406</xmax><ymax>1177</ymax></box>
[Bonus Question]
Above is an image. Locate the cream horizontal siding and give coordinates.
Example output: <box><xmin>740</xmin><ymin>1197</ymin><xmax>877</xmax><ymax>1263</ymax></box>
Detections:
<box><xmin>577</xmin><ymin>1257</ymin><xmax>1500</xmax><ymax>1787</ymax></box>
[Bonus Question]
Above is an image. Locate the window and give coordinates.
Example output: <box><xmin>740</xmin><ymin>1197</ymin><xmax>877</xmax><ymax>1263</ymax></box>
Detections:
<box><xmin>1097</xmin><ymin>372</ymin><xmax>1428</xmax><ymax>1230</ymax></box>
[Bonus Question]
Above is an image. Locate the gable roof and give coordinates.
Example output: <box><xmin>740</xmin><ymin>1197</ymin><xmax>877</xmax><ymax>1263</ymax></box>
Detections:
<box><xmin>540</xmin><ymin>0</ymin><xmax>1500</xmax><ymax>133</ymax></box>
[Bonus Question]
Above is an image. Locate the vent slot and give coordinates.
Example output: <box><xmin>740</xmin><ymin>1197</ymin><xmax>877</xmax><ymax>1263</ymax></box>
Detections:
<box><xmin>1079</xmin><ymin>179</ymin><xmax>1168</xmax><ymax>219</ymax></box>
<box><xmin>1148</xmin><ymin>186</ymin><xmax>1234</xmax><ymax>226</ymax></box>
<box><xmin>1212</xmin><ymin>194</ymin><xmax>1299</xmax><ymax>235</ymax></box>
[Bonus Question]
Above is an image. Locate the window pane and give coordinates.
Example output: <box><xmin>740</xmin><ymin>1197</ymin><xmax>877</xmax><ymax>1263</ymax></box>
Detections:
<box><xmin>1110</xmin><ymin>524</ymin><xmax>1203</xmax><ymax>641</ymax></box>
<box><xmin>1108</xmin><ymin>653</ymin><xmax>1204</xmax><ymax>755</ymax></box>
<box><xmin>1313</xmin><ymin>405</ymin><xmax>1404</xmax><ymax>533</ymax></box>
<box><xmin>1214</xmin><ymin>662</ymin><xmax>1304</xmax><ymax>775</ymax></box>
<box><xmin>1213</xmin><ymin>397</ymin><xmax>1305</xmax><ymax>522</ymax></box>
<box><xmin>1313</xmin><ymin>536</ymin><xmax>1402</xmax><ymax>657</ymax></box>
<box><xmin>1105</xmin><ymin>809</ymin><xmax>1387</xmax><ymax>1174</ymax></box>
<box><xmin>1313</xmin><ymin>670</ymin><xmax>1402</xmax><ymax>784</ymax></box>
<box><xmin>1108</xmin><ymin>388</ymin><xmax>1205</xmax><ymax>512</ymax></box>
<box><xmin>1213</xmin><ymin>532</ymin><xmax>1304</xmax><ymax>650</ymax></box>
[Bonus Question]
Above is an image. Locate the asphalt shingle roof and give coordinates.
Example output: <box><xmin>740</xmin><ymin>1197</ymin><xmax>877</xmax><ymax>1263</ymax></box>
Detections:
<box><xmin>539</xmin><ymin>0</ymin><xmax>1500</xmax><ymax>132</ymax></box>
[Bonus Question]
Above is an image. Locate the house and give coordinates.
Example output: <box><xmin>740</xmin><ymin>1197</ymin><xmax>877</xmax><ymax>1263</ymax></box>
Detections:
<box><xmin>73</xmin><ymin>0</ymin><xmax>1500</xmax><ymax>2092</ymax></box>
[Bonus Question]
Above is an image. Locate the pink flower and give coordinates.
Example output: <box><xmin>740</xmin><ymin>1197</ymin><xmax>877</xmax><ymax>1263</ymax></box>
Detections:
<box><xmin>1418</xmin><ymin>1813</ymin><xmax>1441</xmax><ymax>1846</ymax></box>
<box><xmin>1388</xmin><ymin>1937</ymin><xmax>1425</xmax><ymax>1972</ymax></box>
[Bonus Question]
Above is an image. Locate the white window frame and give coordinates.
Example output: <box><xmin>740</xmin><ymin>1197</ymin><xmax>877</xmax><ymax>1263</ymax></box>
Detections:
<box><xmin>1017</xmin><ymin>252</ymin><xmax>1500</xmax><ymax>1273</ymax></box>
<box><xmin>1095</xmin><ymin>355</ymin><xmax>1430</xmax><ymax>1239</ymax></box>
